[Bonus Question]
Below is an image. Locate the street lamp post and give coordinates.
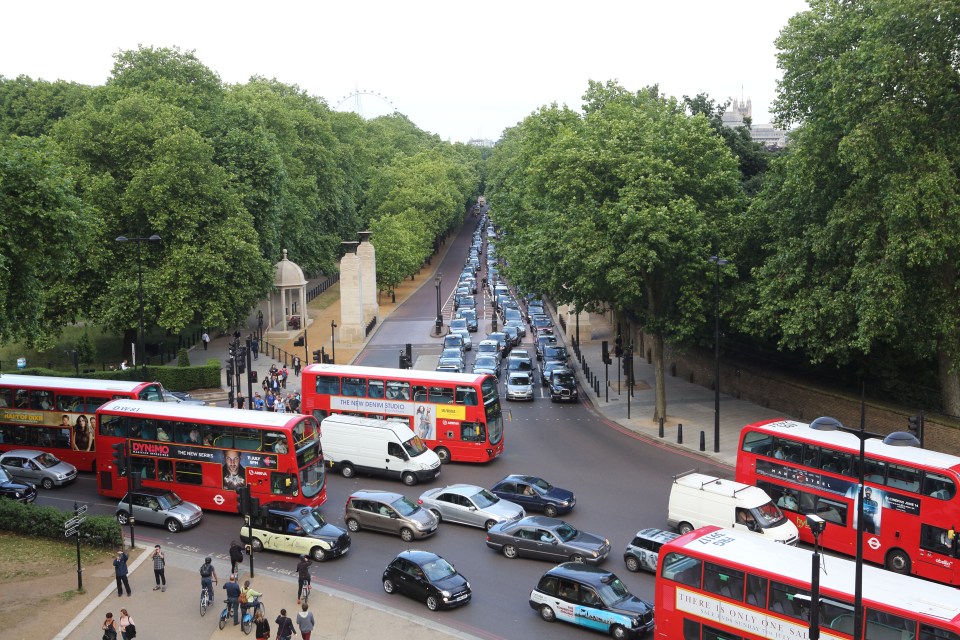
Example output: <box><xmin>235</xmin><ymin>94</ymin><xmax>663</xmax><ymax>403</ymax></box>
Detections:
<box><xmin>708</xmin><ymin>255</ymin><xmax>729</xmax><ymax>453</ymax></box>
<box><xmin>435</xmin><ymin>273</ymin><xmax>443</xmax><ymax>337</ymax></box>
<box><xmin>806</xmin><ymin>514</ymin><xmax>826</xmax><ymax>639</ymax></box>
<box><xmin>330</xmin><ymin>320</ymin><xmax>337</xmax><ymax>364</ymax></box>
<box><xmin>116</xmin><ymin>235</ymin><xmax>161</xmax><ymax>372</ymax></box>
<box><xmin>809</xmin><ymin>415</ymin><xmax>920</xmax><ymax>640</ymax></box>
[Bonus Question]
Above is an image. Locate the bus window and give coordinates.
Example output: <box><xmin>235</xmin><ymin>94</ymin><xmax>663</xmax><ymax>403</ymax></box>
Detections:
<box><xmin>769</xmin><ymin>581</ymin><xmax>811</xmax><ymax>621</ymax></box>
<box><xmin>86</xmin><ymin>397</ymin><xmax>109</xmax><ymax>413</ymax></box>
<box><xmin>175</xmin><ymin>462</ymin><xmax>202</xmax><ymax>485</ymax></box>
<box><xmin>138</xmin><ymin>384</ymin><xmax>164</xmax><ymax>402</ymax></box>
<box><xmin>920</xmin><ymin>524</ymin><xmax>957</xmax><ymax>557</ymax></box>
<box><xmin>863</xmin><ymin>458</ymin><xmax>887</xmax><ymax>484</ymax></box>
<box><xmin>814</xmin><ymin>497</ymin><xmax>847</xmax><ymax>526</ymax></box>
<box><xmin>456</xmin><ymin>386</ymin><xmax>478</xmax><ymax>406</ymax></box>
<box><xmin>368</xmin><ymin>380</ymin><xmax>385</xmax><ymax>399</ymax></box>
<box><xmin>745</xmin><ymin>574</ymin><xmax>767</xmax><ymax>607</ymax></box>
<box><xmin>342</xmin><ymin>377</ymin><xmax>365</xmax><ymax>397</ymax></box>
<box><xmin>429</xmin><ymin>386</ymin><xmax>453</xmax><ymax>404</ymax></box>
<box><xmin>683</xmin><ymin>619</ymin><xmax>701</xmax><ymax>640</ymax></box>
<box><xmin>412</xmin><ymin>385</ymin><xmax>428</xmax><ymax>402</ymax></box>
<box><xmin>776</xmin><ymin>439</ymin><xmax>803</xmax><ymax>464</ymax></box>
<box><xmin>704</xmin><ymin>562</ymin><xmax>744</xmax><ymax>601</ymax></box>
<box><xmin>818</xmin><ymin>448</ymin><xmax>848</xmax><ymax>474</ymax></box>
<box><xmin>742</xmin><ymin>430</ymin><xmax>773</xmax><ymax>456</ymax></box>
<box><xmin>0</xmin><ymin>388</ymin><xmax>11</xmax><ymax>408</ymax></box>
<box><xmin>30</xmin><ymin>390</ymin><xmax>54</xmax><ymax>410</ymax></box>
<box><xmin>311</xmin><ymin>409</ymin><xmax>328</xmax><ymax>422</ymax></box>
<box><xmin>461</xmin><ymin>422</ymin><xmax>484</xmax><ymax>443</ymax></box>
<box><xmin>57</xmin><ymin>394</ymin><xmax>83</xmax><ymax>412</ymax></box>
<box><xmin>386</xmin><ymin>381</ymin><xmax>410</xmax><ymax>400</ymax></box>
<box><xmin>920</xmin><ymin>624</ymin><xmax>960</xmax><ymax>640</ymax></box>
<box><xmin>922</xmin><ymin>472</ymin><xmax>956</xmax><ymax>500</ymax></box>
<box><xmin>14</xmin><ymin>390</ymin><xmax>28</xmax><ymax>408</ymax></box>
<box><xmin>886</xmin><ymin>463</ymin><xmax>921</xmax><ymax>492</ymax></box>
<box><xmin>54</xmin><ymin>428</ymin><xmax>71</xmax><ymax>448</ymax></box>
<box><xmin>866</xmin><ymin>608</ymin><xmax>916</xmax><ymax>638</ymax></box>
<box><xmin>661</xmin><ymin>552</ymin><xmax>702</xmax><ymax>588</ymax></box>
<box><xmin>131</xmin><ymin>457</ymin><xmax>155</xmax><ymax>480</ymax></box>
<box><xmin>158</xmin><ymin>460</ymin><xmax>173</xmax><ymax>482</ymax></box>
<box><xmin>818</xmin><ymin>597</ymin><xmax>854</xmax><ymax>633</ymax></box>
<box><xmin>271</xmin><ymin>472</ymin><xmax>298</xmax><ymax>496</ymax></box>
<box><xmin>314</xmin><ymin>376</ymin><xmax>340</xmax><ymax>395</ymax></box>
<box><xmin>214</xmin><ymin>428</ymin><xmax>233</xmax><ymax>449</ymax></box>
<box><xmin>234</xmin><ymin>427</ymin><xmax>262</xmax><ymax>451</ymax></box>
<box><xmin>138</xmin><ymin>420</ymin><xmax>156</xmax><ymax>441</ymax></box>
<box><xmin>704</xmin><ymin>627</ymin><xmax>743</xmax><ymax>640</ymax></box>
<box><xmin>801</xmin><ymin>443</ymin><xmax>820</xmax><ymax>468</ymax></box>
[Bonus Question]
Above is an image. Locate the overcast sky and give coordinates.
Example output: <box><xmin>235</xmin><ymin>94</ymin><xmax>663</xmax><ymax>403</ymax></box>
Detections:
<box><xmin>3</xmin><ymin>1</ymin><xmax>810</xmax><ymax>143</ymax></box>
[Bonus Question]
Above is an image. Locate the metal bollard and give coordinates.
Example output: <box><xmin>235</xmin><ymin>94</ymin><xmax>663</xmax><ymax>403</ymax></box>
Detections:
<box><xmin>677</xmin><ymin>423</ymin><xmax>683</xmax><ymax>445</ymax></box>
<box><xmin>700</xmin><ymin>430</ymin><xmax>706</xmax><ymax>452</ymax></box>
<box><xmin>659</xmin><ymin>417</ymin><xmax>664</xmax><ymax>438</ymax></box>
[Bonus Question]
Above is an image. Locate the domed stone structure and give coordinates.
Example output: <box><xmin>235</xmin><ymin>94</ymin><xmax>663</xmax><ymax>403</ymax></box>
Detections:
<box><xmin>264</xmin><ymin>249</ymin><xmax>309</xmax><ymax>337</ymax></box>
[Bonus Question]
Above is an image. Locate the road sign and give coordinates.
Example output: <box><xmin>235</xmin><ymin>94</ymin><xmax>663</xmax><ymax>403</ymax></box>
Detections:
<box><xmin>65</xmin><ymin>527</ymin><xmax>79</xmax><ymax>537</ymax></box>
<box><xmin>65</xmin><ymin>515</ymin><xmax>86</xmax><ymax>528</ymax></box>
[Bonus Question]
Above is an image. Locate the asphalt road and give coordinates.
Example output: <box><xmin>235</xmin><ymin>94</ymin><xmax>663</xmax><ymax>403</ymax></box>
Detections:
<box><xmin>39</xmin><ymin>216</ymin><xmax>727</xmax><ymax>640</ymax></box>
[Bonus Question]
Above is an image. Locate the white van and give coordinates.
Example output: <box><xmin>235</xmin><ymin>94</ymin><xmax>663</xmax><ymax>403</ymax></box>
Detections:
<box><xmin>667</xmin><ymin>471</ymin><xmax>799</xmax><ymax>545</ymax></box>
<box><xmin>321</xmin><ymin>415</ymin><xmax>441</xmax><ymax>486</ymax></box>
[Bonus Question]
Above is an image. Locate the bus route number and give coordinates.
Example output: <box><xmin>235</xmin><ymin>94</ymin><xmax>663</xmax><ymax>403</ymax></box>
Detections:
<box><xmin>697</xmin><ymin>531</ymin><xmax>734</xmax><ymax>547</ymax></box>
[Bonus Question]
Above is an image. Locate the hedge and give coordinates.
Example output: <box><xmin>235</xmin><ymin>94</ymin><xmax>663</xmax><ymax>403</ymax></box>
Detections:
<box><xmin>0</xmin><ymin>499</ymin><xmax>122</xmax><ymax>548</ymax></box>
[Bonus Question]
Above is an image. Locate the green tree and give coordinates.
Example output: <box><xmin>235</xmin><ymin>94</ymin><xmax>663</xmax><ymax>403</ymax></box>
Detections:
<box><xmin>745</xmin><ymin>0</ymin><xmax>960</xmax><ymax>414</ymax></box>
<box><xmin>0</xmin><ymin>76</ymin><xmax>91</xmax><ymax>137</ymax></box>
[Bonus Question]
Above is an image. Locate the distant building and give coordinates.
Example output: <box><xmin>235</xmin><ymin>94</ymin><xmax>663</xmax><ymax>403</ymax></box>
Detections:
<box><xmin>721</xmin><ymin>98</ymin><xmax>788</xmax><ymax>149</ymax></box>
<box><xmin>468</xmin><ymin>138</ymin><xmax>495</xmax><ymax>148</ymax></box>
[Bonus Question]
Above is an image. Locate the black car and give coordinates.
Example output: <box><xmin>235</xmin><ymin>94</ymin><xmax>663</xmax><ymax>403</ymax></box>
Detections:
<box><xmin>541</xmin><ymin>344</ymin><xmax>568</xmax><ymax>364</ymax></box>
<box><xmin>541</xmin><ymin>360</ymin><xmax>568</xmax><ymax>387</ymax></box>
<box><xmin>491</xmin><ymin>474</ymin><xmax>575</xmax><ymax>517</ymax></box>
<box><xmin>548</xmin><ymin>368</ymin><xmax>579</xmax><ymax>403</ymax></box>
<box><xmin>382</xmin><ymin>550</ymin><xmax>471</xmax><ymax>611</ymax></box>
<box><xmin>0</xmin><ymin>466</ymin><xmax>37</xmax><ymax>503</ymax></box>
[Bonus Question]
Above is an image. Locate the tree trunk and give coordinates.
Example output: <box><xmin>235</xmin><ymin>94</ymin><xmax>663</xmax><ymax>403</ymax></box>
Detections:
<box><xmin>938</xmin><ymin>350</ymin><xmax>960</xmax><ymax>417</ymax></box>
<box><xmin>651</xmin><ymin>331</ymin><xmax>667</xmax><ymax>422</ymax></box>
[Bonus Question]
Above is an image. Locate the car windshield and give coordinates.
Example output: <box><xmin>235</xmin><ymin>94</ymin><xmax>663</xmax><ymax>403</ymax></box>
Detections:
<box><xmin>512</xmin><ymin>350</ymin><xmax>529</xmax><ymax>359</ymax></box>
<box><xmin>555</xmin><ymin>522</ymin><xmax>578</xmax><ymax>542</ymax></box>
<box><xmin>298</xmin><ymin>510</ymin><xmax>325</xmax><ymax>533</ymax></box>
<box><xmin>450</xmin><ymin>320</ymin><xmax>467</xmax><ymax>330</ymax></box>
<box><xmin>553</xmin><ymin>372</ymin><xmax>576</xmax><ymax>386</ymax></box>
<box><xmin>470</xmin><ymin>488</ymin><xmax>499</xmax><ymax>508</ymax></box>
<box><xmin>530</xmin><ymin>477</ymin><xmax>554</xmax><ymax>492</ymax></box>
<box><xmin>509</xmin><ymin>360</ymin><xmax>531</xmax><ymax>371</ymax></box>
<box><xmin>754</xmin><ymin>501</ymin><xmax>786</xmax><ymax>527</ymax></box>
<box><xmin>442</xmin><ymin>348</ymin><xmax>462</xmax><ymax>359</ymax></box>
<box><xmin>475</xmin><ymin>356</ymin><xmax>498</xmax><ymax>368</ymax></box>
<box><xmin>421</xmin><ymin>557</ymin><xmax>457</xmax><ymax>581</ymax></box>
<box><xmin>509</xmin><ymin>374</ymin><xmax>531</xmax><ymax>386</ymax></box>
<box><xmin>597</xmin><ymin>576</ymin><xmax>633</xmax><ymax>606</ymax></box>
<box><xmin>158</xmin><ymin>492</ymin><xmax>184</xmax><ymax>509</ymax></box>
<box><xmin>36</xmin><ymin>452</ymin><xmax>61</xmax><ymax>468</ymax></box>
<box><xmin>308</xmin><ymin>509</ymin><xmax>328</xmax><ymax>527</ymax></box>
<box><xmin>391</xmin><ymin>496</ymin><xmax>420</xmax><ymax>517</ymax></box>
<box><xmin>0</xmin><ymin>467</ymin><xmax>12</xmax><ymax>483</ymax></box>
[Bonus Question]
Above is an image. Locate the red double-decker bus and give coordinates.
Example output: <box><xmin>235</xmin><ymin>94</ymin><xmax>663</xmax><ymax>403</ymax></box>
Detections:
<box><xmin>736</xmin><ymin>418</ymin><xmax>960</xmax><ymax>585</ymax></box>
<box><xmin>656</xmin><ymin>526</ymin><xmax>960</xmax><ymax>640</ymax></box>
<box><xmin>0</xmin><ymin>375</ymin><xmax>164</xmax><ymax>472</ymax></box>
<box><xmin>95</xmin><ymin>400</ymin><xmax>325</xmax><ymax>513</ymax></box>
<box><xmin>300</xmin><ymin>364</ymin><xmax>503</xmax><ymax>463</ymax></box>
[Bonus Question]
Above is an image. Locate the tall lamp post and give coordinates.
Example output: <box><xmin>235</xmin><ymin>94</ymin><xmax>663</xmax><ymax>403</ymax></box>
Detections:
<box><xmin>116</xmin><ymin>235</ymin><xmax>161</xmax><ymax>372</ymax></box>
<box><xmin>330</xmin><ymin>320</ymin><xmax>337</xmax><ymax>364</ymax></box>
<box><xmin>708</xmin><ymin>255</ymin><xmax>729</xmax><ymax>453</ymax></box>
<box><xmin>434</xmin><ymin>273</ymin><xmax>443</xmax><ymax>336</ymax></box>
<box><xmin>809</xmin><ymin>415</ymin><xmax>920</xmax><ymax>640</ymax></box>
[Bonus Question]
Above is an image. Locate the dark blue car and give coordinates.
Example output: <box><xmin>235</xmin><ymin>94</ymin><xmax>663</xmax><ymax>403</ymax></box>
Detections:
<box><xmin>491</xmin><ymin>474</ymin><xmax>575</xmax><ymax>517</ymax></box>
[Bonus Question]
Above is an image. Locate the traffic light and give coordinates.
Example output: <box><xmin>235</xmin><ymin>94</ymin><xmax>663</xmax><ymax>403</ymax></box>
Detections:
<box><xmin>236</xmin><ymin>354</ymin><xmax>246</xmax><ymax>375</ymax></box>
<box><xmin>228</xmin><ymin>390</ymin><xmax>235</xmax><ymax>408</ymax></box>
<box><xmin>237</xmin><ymin>485</ymin><xmax>251</xmax><ymax>515</ymax></box>
<box><xmin>129</xmin><ymin>472</ymin><xmax>142</xmax><ymax>491</ymax></box>
<box><xmin>614</xmin><ymin>335</ymin><xmax>623</xmax><ymax>359</ymax></box>
<box><xmin>601</xmin><ymin>341</ymin><xmax>611</xmax><ymax>365</ymax></box>
<box><xmin>908</xmin><ymin>414</ymin><xmax>923</xmax><ymax>443</ymax></box>
<box><xmin>623</xmin><ymin>352</ymin><xmax>631</xmax><ymax>376</ymax></box>
<box><xmin>293</xmin><ymin>336</ymin><xmax>304</xmax><ymax>347</ymax></box>
<box><xmin>312</xmin><ymin>349</ymin><xmax>322</xmax><ymax>364</ymax></box>
<box><xmin>226</xmin><ymin>361</ymin><xmax>235</xmax><ymax>379</ymax></box>
<box><xmin>112</xmin><ymin>442</ymin><xmax>127</xmax><ymax>476</ymax></box>
<box><xmin>398</xmin><ymin>351</ymin><xmax>407</xmax><ymax>369</ymax></box>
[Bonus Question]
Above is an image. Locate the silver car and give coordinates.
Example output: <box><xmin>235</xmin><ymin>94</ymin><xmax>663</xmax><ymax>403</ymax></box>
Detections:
<box><xmin>344</xmin><ymin>489</ymin><xmax>439</xmax><ymax>542</ymax></box>
<box><xmin>0</xmin><ymin>449</ymin><xmax>77</xmax><ymax>489</ymax></box>
<box><xmin>418</xmin><ymin>484</ymin><xmax>524</xmax><ymax>530</ymax></box>
<box><xmin>623</xmin><ymin>528</ymin><xmax>678</xmax><ymax>573</ymax></box>
<box><xmin>505</xmin><ymin>372</ymin><xmax>534</xmax><ymax>401</ymax></box>
<box><xmin>116</xmin><ymin>488</ymin><xmax>203</xmax><ymax>533</ymax></box>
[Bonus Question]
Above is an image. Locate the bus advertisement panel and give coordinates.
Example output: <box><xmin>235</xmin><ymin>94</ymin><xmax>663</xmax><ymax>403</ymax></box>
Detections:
<box><xmin>656</xmin><ymin>526</ymin><xmax>960</xmax><ymax>640</ymax></box>
<box><xmin>301</xmin><ymin>364</ymin><xmax>503</xmax><ymax>464</ymax></box>
<box><xmin>95</xmin><ymin>400</ymin><xmax>325</xmax><ymax>513</ymax></box>
<box><xmin>736</xmin><ymin>418</ymin><xmax>960</xmax><ymax>585</ymax></box>
<box><xmin>0</xmin><ymin>375</ymin><xmax>164</xmax><ymax>472</ymax></box>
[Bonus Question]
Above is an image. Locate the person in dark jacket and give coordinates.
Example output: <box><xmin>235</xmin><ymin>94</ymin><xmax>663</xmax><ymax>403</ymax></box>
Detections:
<box><xmin>223</xmin><ymin>574</ymin><xmax>242</xmax><ymax>625</ymax></box>
<box><xmin>114</xmin><ymin>549</ymin><xmax>132</xmax><ymax>596</ymax></box>
<box><xmin>275</xmin><ymin>609</ymin><xmax>296</xmax><ymax>640</ymax></box>
<box><xmin>254</xmin><ymin>609</ymin><xmax>270</xmax><ymax>640</ymax></box>
<box><xmin>230</xmin><ymin>541</ymin><xmax>244</xmax><ymax>575</ymax></box>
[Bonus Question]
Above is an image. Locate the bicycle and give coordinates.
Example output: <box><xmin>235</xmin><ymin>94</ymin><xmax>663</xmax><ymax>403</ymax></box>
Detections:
<box><xmin>200</xmin><ymin>587</ymin><xmax>211</xmax><ymax>616</ymax></box>
<box><xmin>299</xmin><ymin>581</ymin><xmax>311</xmax><ymax>605</ymax></box>
<box><xmin>240</xmin><ymin>597</ymin><xmax>264</xmax><ymax>635</ymax></box>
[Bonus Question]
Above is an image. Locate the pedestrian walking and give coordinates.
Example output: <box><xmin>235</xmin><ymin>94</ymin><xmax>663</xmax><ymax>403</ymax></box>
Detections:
<box><xmin>237</xmin><ymin>393</ymin><xmax>245</xmax><ymax>410</ymax></box>
<box><xmin>202</xmin><ymin>331</ymin><xmax>210</xmax><ymax>351</ymax></box>
<box><xmin>281</xmin><ymin>366</ymin><xmax>289</xmax><ymax>389</ymax></box>
<box><xmin>257</xmin><ymin>310</ymin><xmax>264</xmax><ymax>331</ymax></box>
<box><xmin>223</xmin><ymin>574</ymin><xmax>242</xmax><ymax>626</ymax></box>
<box><xmin>118</xmin><ymin>608</ymin><xmax>137</xmax><ymax>640</ymax></box>
<box><xmin>114</xmin><ymin>549</ymin><xmax>131</xmax><ymax>597</ymax></box>
<box><xmin>152</xmin><ymin>544</ymin><xmax>166</xmax><ymax>592</ymax></box>
<box><xmin>292</xmin><ymin>355</ymin><xmax>301</xmax><ymax>376</ymax></box>
<box><xmin>265</xmin><ymin>391</ymin><xmax>276</xmax><ymax>412</ymax></box>
<box><xmin>251</xmin><ymin>337</ymin><xmax>259</xmax><ymax>360</ymax></box>
<box><xmin>275</xmin><ymin>609</ymin><xmax>296</xmax><ymax>640</ymax></box>
<box><xmin>230</xmin><ymin>540</ymin><xmax>244</xmax><ymax>575</ymax></box>
<box><xmin>254</xmin><ymin>609</ymin><xmax>270</xmax><ymax>640</ymax></box>
<box><xmin>296</xmin><ymin>603</ymin><xmax>315</xmax><ymax>640</ymax></box>
<box><xmin>253</xmin><ymin>393</ymin><xmax>265</xmax><ymax>411</ymax></box>
<box><xmin>275</xmin><ymin>394</ymin><xmax>286</xmax><ymax>414</ymax></box>
<box><xmin>102</xmin><ymin>612</ymin><xmax>119</xmax><ymax>640</ymax></box>
<box><xmin>288</xmin><ymin>392</ymin><xmax>301</xmax><ymax>413</ymax></box>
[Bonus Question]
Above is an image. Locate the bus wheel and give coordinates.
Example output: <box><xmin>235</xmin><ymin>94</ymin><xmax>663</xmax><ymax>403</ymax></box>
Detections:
<box><xmin>886</xmin><ymin>549</ymin><xmax>911</xmax><ymax>574</ymax></box>
<box><xmin>435</xmin><ymin>447</ymin><xmax>451</xmax><ymax>464</ymax></box>
<box><xmin>539</xmin><ymin>604</ymin><xmax>556</xmax><ymax>623</ymax></box>
<box><xmin>401</xmin><ymin>472</ymin><xmax>418</xmax><ymax>487</ymax></box>
<box><xmin>340</xmin><ymin>463</ymin><xmax>355</xmax><ymax>479</ymax></box>
<box><xmin>678</xmin><ymin>522</ymin><xmax>694</xmax><ymax>535</ymax></box>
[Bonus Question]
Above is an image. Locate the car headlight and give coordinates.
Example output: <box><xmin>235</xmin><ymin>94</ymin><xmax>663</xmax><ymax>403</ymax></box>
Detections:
<box><xmin>441</xmin><ymin>590</ymin><xmax>452</xmax><ymax>598</ymax></box>
<box><xmin>560</xmin><ymin>500</ymin><xmax>570</xmax><ymax>506</ymax></box>
<box><xmin>57</xmin><ymin>474</ymin><xmax>66</xmax><ymax>480</ymax></box>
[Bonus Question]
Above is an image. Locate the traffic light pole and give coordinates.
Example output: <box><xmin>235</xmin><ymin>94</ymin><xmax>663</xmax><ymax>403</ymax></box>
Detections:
<box><xmin>127</xmin><ymin>445</ymin><xmax>135</xmax><ymax>548</ymax></box>
<box><xmin>246</xmin><ymin>336</ymin><xmax>254</xmax><ymax>410</ymax></box>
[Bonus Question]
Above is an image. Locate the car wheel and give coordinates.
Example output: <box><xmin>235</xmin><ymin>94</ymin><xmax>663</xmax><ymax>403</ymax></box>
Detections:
<box><xmin>251</xmin><ymin>538</ymin><xmax>263</xmax><ymax>552</ymax></box>
<box><xmin>340</xmin><ymin>463</ymin><xmax>355</xmax><ymax>479</ymax></box>
<box><xmin>426</xmin><ymin>595</ymin><xmax>440</xmax><ymax>611</ymax></box>
<box><xmin>311</xmin><ymin>547</ymin><xmax>327</xmax><ymax>562</ymax></box>
<box><xmin>116</xmin><ymin>511</ymin><xmax>129</xmax><ymax>525</ymax></box>
<box><xmin>570</xmin><ymin>553</ymin><xmax>586</xmax><ymax>563</ymax></box>
<box><xmin>41</xmin><ymin>478</ymin><xmax>54</xmax><ymax>490</ymax></box>
<box><xmin>611</xmin><ymin>623</ymin><xmax>629</xmax><ymax>640</ymax></box>
<box><xmin>401</xmin><ymin>472</ymin><xmax>418</xmax><ymax>487</ymax></box>
<box><xmin>543</xmin><ymin>504</ymin><xmax>558</xmax><ymax>518</ymax></box>
<box><xmin>346</xmin><ymin>518</ymin><xmax>360</xmax><ymax>532</ymax></box>
<box><xmin>502</xmin><ymin>545</ymin><xmax>518</xmax><ymax>559</ymax></box>
<box><xmin>625</xmin><ymin>555</ymin><xmax>641</xmax><ymax>572</ymax></box>
<box><xmin>430</xmin><ymin>509</ymin><xmax>442</xmax><ymax>522</ymax></box>
<box><xmin>886</xmin><ymin>549</ymin><xmax>912</xmax><ymax>574</ymax></box>
<box><xmin>539</xmin><ymin>604</ymin><xmax>556</xmax><ymax>623</ymax></box>
<box><xmin>166</xmin><ymin>518</ymin><xmax>182</xmax><ymax>533</ymax></box>
<box><xmin>400</xmin><ymin>528</ymin><xmax>415</xmax><ymax>542</ymax></box>
<box><xmin>435</xmin><ymin>447</ymin><xmax>451</xmax><ymax>464</ymax></box>
<box><xmin>678</xmin><ymin>522</ymin><xmax>694</xmax><ymax>535</ymax></box>
<box><xmin>382</xmin><ymin>578</ymin><xmax>395</xmax><ymax>594</ymax></box>
<box><xmin>484</xmin><ymin>519</ymin><xmax>498</xmax><ymax>531</ymax></box>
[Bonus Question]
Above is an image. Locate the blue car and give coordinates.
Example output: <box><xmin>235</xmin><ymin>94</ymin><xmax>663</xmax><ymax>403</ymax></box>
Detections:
<box><xmin>490</xmin><ymin>475</ymin><xmax>575</xmax><ymax>517</ymax></box>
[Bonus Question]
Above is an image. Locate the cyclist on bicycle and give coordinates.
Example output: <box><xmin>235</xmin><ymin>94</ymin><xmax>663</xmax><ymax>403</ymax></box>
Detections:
<box><xmin>223</xmin><ymin>574</ymin><xmax>241</xmax><ymax>625</ymax></box>
<box><xmin>199</xmin><ymin>557</ymin><xmax>218</xmax><ymax>607</ymax></box>
<box><xmin>241</xmin><ymin>580</ymin><xmax>263</xmax><ymax>619</ymax></box>
<box><xmin>296</xmin><ymin>555</ymin><xmax>312</xmax><ymax>604</ymax></box>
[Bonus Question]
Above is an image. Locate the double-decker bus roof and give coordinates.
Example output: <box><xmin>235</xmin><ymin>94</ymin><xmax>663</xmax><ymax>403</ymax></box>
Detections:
<box><xmin>304</xmin><ymin>363</ymin><xmax>491</xmax><ymax>384</ymax></box>
<box><xmin>0</xmin><ymin>374</ymin><xmax>157</xmax><ymax>394</ymax></box>
<box><xmin>99</xmin><ymin>399</ymin><xmax>308</xmax><ymax>429</ymax></box>
<box><xmin>673</xmin><ymin>527</ymin><xmax>960</xmax><ymax>623</ymax></box>
<box><xmin>750</xmin><ymin>419</ymin><xmax>960</xmax><ymax>472</ymax></box>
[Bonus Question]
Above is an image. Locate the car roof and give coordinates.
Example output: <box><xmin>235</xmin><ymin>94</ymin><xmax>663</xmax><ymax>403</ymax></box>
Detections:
<box><xmin>435</xmin><ymin>484</ymin><xmax>483</xmax><ymax>496</ymax></box>
<box><xmin>543</xmin><ymin>562</ymin><xmax>620</xmax><ymax>582</ymax></box>
<box><xmin>508</xmin><ymin>515</ymin><xmax>564</xmax><ymax>528</ymax></box>
<box><xmin>350</xmin><ymin>489</ymin><xmax>403</xmax><ymax>501</ymax></box>
<box><xmin>396</xmin><ymin>549</ymin><xmax>442</xmax><ymax>564</ymax></box>
<box><xmin>636</xmin><ymin>528</ymin><xmax>679</xmax><ymax>543</ymax></box>
<box><xmin>500</xmin><ymin>474</ymin><xmax>543</xmax><ymax>484</ymax></box>
<box><xmin>0</xmin><ymin>449</ymin><xmax>48</xmax><ymax>458</ymax></box>
<box><xmin>123</xmin><ymin>487</ymin><xmax>175</xmax><ymax>497</ymax></box>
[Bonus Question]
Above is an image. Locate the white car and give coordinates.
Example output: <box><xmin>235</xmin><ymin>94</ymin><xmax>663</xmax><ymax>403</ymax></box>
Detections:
<box><xmin>418</xmin><ymin>484</ymin><xmax>524</xmax><ymax>530</ymax></box>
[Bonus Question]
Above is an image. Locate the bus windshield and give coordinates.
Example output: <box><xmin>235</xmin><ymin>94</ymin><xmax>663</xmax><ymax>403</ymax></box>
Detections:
<box><xmin>486</xmin><ymin>402</ymin><xmax>503</xmax><ymax>445</ymax></box>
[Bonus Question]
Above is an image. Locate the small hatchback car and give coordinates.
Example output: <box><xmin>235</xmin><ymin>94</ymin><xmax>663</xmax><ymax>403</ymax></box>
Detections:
<box><xmin>116</xmin><ymin>487</ymin><xmax>202</xmax><ymax>533</ymax></box>
<box><xmin>344</xmin><ymin>489</ymin><xmax>439</xmax><ymax>542</ymax></box>
<box><xmin>382</xmin><ymin>550</ymin><xmax>471</xmax><ymax>611</ymax></box>
<box><xmin>0</xmin><ymin>449</ymin><xmax>77</xmax><ymax>489</ymax></box>
<box><xmin>529</xmin><ymin>563</ymin><xmax>655</xmax><ymax>638</ymax></box>
<box><xmin>623</xmin><ymin>528</ymin><xmax>678</xmax><ymax>573</ymax></box>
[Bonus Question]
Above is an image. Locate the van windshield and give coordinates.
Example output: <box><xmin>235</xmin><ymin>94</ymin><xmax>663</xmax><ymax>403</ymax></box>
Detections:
<box><xmin>403</xmin><ymin>435</ymin><xmax>429</xmax><ymax>457</ymax></box>
<box><xmin>754</xmin><ymin>501</ymin><xmax>786</xmax><ymax>528</ymax></box>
